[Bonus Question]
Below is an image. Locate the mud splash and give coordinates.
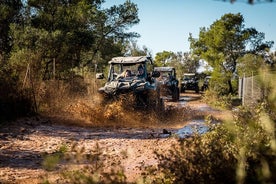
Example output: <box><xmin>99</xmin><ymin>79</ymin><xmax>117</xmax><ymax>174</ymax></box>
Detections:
<box><xmin>60</xmin><ymin>94</ymin><xmax>193</xmax><ymax>129</ymax></box>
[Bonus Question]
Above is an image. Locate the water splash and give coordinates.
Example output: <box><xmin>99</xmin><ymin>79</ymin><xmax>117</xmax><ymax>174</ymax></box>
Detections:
<box><xmin>176</xmin><ymin>119</ymin><xmax>209</xmax><ymax>138</ymax></box>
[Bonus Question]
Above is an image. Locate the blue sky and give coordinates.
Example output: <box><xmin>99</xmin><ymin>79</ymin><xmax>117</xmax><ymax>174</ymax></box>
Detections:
<box><xmin>103</xmin><ymin>0</ymin><xmax>276</xmax><ymax>57</ymax></box>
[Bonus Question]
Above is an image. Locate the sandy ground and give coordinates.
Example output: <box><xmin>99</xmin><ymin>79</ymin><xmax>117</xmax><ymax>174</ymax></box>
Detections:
<box><xmin>0</xmin><ymin>92</ymin><xmax>231</xmax><ymax>183</ymax></box>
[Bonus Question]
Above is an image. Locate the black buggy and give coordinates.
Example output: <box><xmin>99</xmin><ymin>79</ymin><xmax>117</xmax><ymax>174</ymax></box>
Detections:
<box><xmin>153</xmin><ymin>67</ymin><xmax>180</xmax><ymax>101</ymax></box>
<box><xmin>96</xmin><ymin>56</ymin><xmax>164</xmax><ymax>111</ymax></box>
<box><xmin>180</xmin><ymin>73</ymin><xmax>199</xmax><ymax>93</ymax></box>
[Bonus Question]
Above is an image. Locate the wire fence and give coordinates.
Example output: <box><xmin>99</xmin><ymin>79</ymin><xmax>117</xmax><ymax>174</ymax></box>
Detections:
<box><xmin>239</xmin><ymin>74</ymin><xmax>263</xmax><ymax>106</ymax></box>
<box><xmin>239</xmin><ymin>73</ymin><xmax>274</xmax><ymax>106</ymax></box>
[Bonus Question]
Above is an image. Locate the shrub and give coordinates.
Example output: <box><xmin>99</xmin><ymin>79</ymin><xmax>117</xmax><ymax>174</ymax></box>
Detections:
<box><xmin>145</xmin><ymin>71</ymin><xmax>276</xmax><ymax>184</ymax></box>
<box><xmin>143</xmin><ymin>105</ymin><xmax>275</xmax><ymax>183</ymax></box>
<box><xmin>144</xmin><ymin>119</ymin><xmax>237</xmax><ymax>184</ymax></box>
<box><xmin>0</xmin><ymin>66</ymin><xmax>35</xmax><ymax>122</ymax></box>
<box><xmin>202</xmin><ymin>89</ymin><xmax>232</xmax><ymax>109</ymax></box>
<box><xmin>42</xmin><ymin>142</ymin><xmax>128</xmax><ymax>184</ymax></box>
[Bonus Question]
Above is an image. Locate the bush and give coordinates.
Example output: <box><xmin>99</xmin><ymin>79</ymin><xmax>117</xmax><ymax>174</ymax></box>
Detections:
<box><xmin>144</xmin><ymin>118</ymin><xmax>237</xmax><ymax>184</ymax></box>
<box><xmin>0</xmin><ymin>67</ymin><xmax>35</xmax><ymax>122</ymax></box>
<box><xmin>202</xmin><ymin>89</ymin><xmax>232</xmax><ymax>109</ymax></box>
<box><xmin>42</xmin><ymin>142</ymin><xmax>128</xmax><ymax>184</ymax></box>
<box><xmin>142</xmin><ymin>104</ymin><xmax>275</xmax><ymax>183</ymax></box>
<box><xmin>144</xmin><ymin>71</ymin><xmax>276</xmax><ymax>183</ymax></box>
<box><xmin>232</xmin><ymin>103</ymin><xmax>276</xmax><ymax>183</ymax></box>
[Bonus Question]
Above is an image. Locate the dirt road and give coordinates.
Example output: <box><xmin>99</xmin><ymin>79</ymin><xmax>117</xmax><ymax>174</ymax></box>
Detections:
<box><xmin>0</xmin><ymin>92</ymin><xmax>229</xmax><ymax>183</ymax></box>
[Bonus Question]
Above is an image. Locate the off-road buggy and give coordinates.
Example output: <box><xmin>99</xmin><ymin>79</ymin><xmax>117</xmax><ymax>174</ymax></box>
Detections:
<box><xmin>153</xmin><ymin>67</ymin><xmax>180</xmax><ymax>101</ymax></box>
<box><xmin>96</xmin><ymin>56</ymin><xmax>164</xmax><ymax>111</ymax></box>
<box><xmin>180</xmin><ymin>73</ymin><xmax>199</xmax><ymax>93</ymax></box>
<box><xmin>201</xmin><ymin>76</ymin><xmax>211</xmax><ymax>91</ymax></box>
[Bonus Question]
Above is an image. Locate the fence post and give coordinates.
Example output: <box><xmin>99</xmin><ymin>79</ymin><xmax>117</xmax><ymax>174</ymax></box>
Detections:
<box><xmin>242</xmin><ymin>74</ymin><xmax>245</xmax><ymax>106</ymax></box>
<box><xmin>238</xmin><ymin>77</ymin><xmax>243</xmax><ymax>99</ymax></box>
<box><xmin>94</xmin><ymin>64</ymin><xmax>97</xmax><ymax>94</ymax></box>
<box><xmin>251</xmin><ymin>72</ymin><xmax>254</xmax><ymax>101</ymax></box>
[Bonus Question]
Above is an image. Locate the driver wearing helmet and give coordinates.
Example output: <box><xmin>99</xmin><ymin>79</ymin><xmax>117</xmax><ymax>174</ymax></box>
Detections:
<box><xmin>136</xmin><ymin>65</ymin><xmax>145</xmax><ymax>79</ymax></box>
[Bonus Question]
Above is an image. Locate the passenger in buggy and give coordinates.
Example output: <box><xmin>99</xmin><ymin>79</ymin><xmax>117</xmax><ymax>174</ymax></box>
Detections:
<box><xmin>125</xmin><ymin>69</ymin><xmax>132</xmax><ymax>77</ymax></box>
<box><xmin>117</xmin><ymin>69</ymin><xmax>132</xmax><ymax>79</ymax></box>
<box><xmin>136</xmin><ymin>65</ymin><xmax>145</xmax><ymax>79</ymax></box>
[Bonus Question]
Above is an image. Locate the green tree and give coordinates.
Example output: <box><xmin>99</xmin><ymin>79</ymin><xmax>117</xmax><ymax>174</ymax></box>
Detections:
<box><xmin>0</xmin><ymin>0</ymin><xmax>22</xmax><ymax>61</ymax></box>
<box><xmin>154</xmin><ymin>51</ymin><xmax>175</xmax><ymax>67</ymax></box>
<box><xmin>154</xmin><ymin>51</ymin><xmax>200</xmax><ymax>79</ymax></box>
<box><xmin>9</xmin><ymin>24</ymin><xmax>52</xmax><ymax>80</ymax></box>
<box><xmin>170</xmin><ymin>52</ymin><xmax>201</xmax><ymax>79</ymax></box>
<box><xmin>236</xmin><ymin>54</ymin><xmax>265</xmax><ymax>77</ymax></box>
<box><xmin>26</xmin><ymin>0</ymin><xmax>101</xmax><ymax>78</ymax></box>
<box><xmin>181</xmin><ymin>52</ymin><xmax>200</xmax><ymax>73</ymax></box>
<box><xmin>124</xmin><ymin>40</ymin><xmax>151</xmax><ymax>56</ymax></box>
<box><xmin>189</xmin><ymin>13</ymin><xmax>273</xmax><ymax>94</ymax></box>
<box><xmin>9</xmin><ymin>0</ymin><xmax>140</xmax><ymax>79</ymax></box>
<box><xmin>88</xmin><ymin>0</ymin><xmax>140</xmax><ymax>67</ymax></box>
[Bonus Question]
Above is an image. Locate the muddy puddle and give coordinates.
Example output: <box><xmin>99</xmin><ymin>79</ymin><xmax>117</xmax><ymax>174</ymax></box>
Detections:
<box><xmin>175</xmin><ymin>119</ymin><xmax>209</xmax><ymax>138</ymax></box>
